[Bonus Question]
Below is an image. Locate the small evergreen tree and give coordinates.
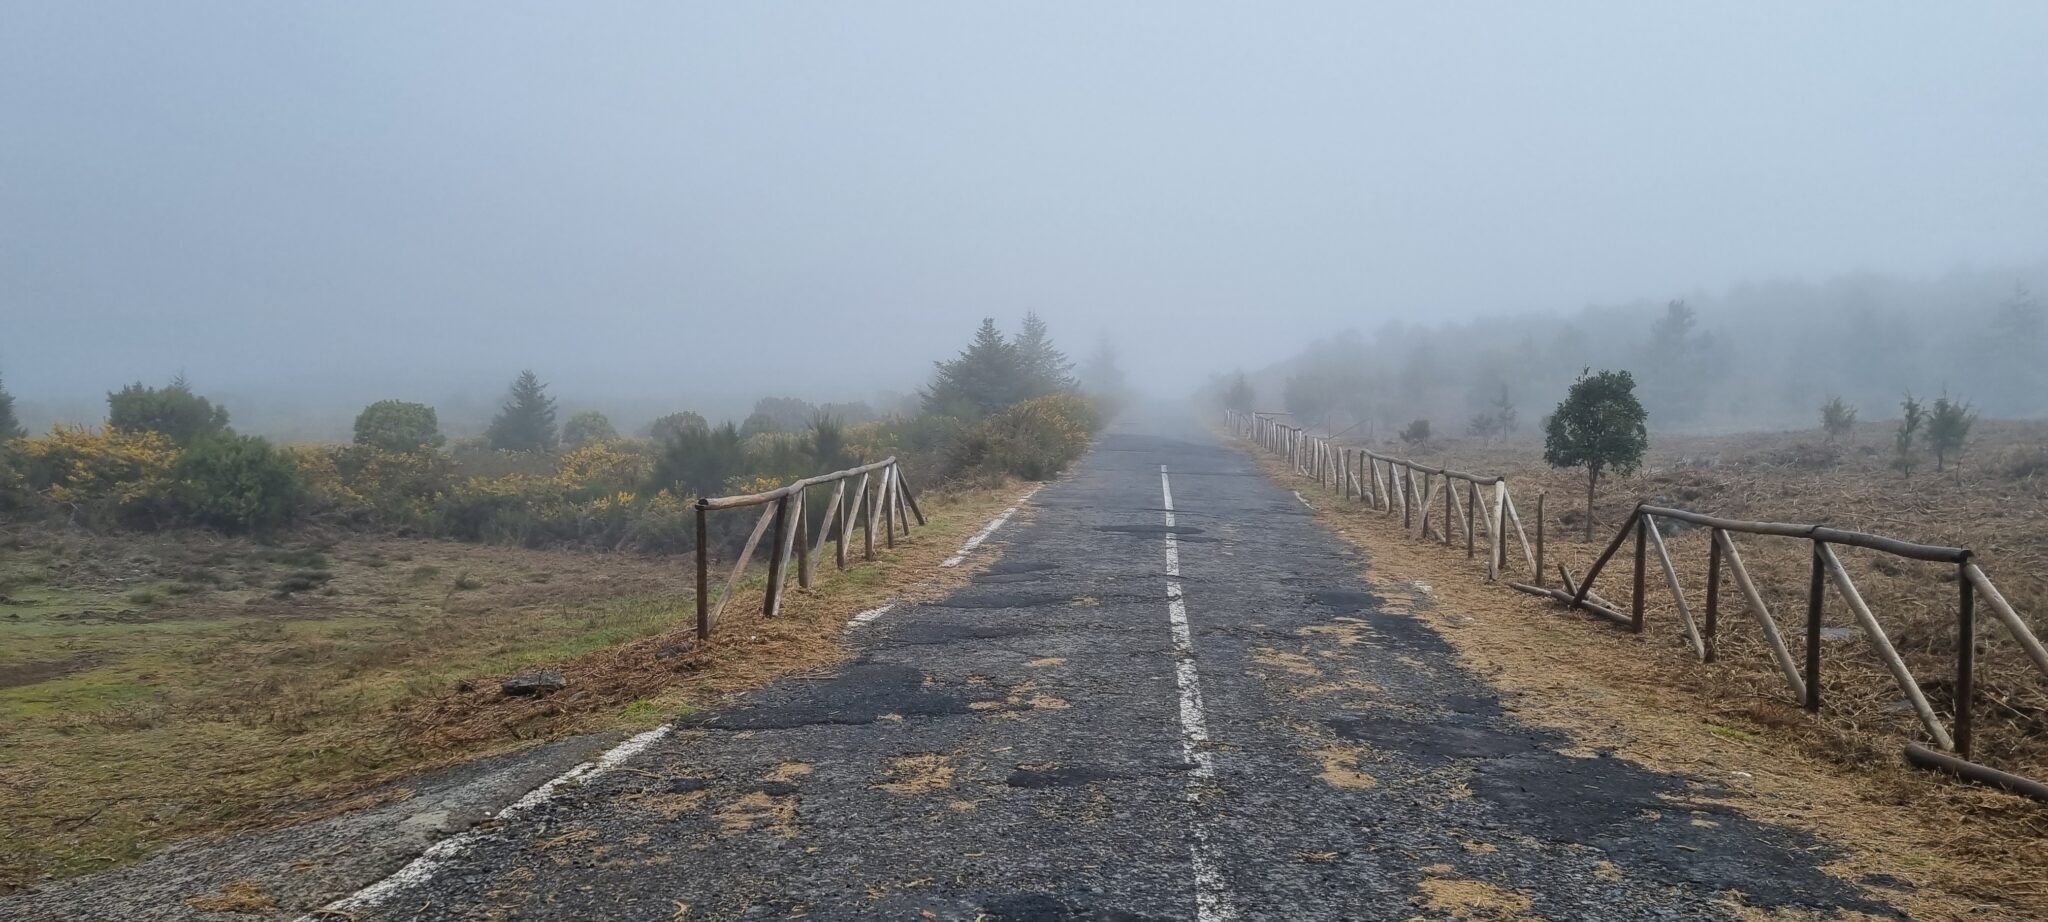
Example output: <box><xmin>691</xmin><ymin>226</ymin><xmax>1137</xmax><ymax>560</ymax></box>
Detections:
<box><xmin>1819</xmin><ymin>396</ymin><xmax>1857</xmax><ymax>445</ymax></box>
<box><xmin>1399</xmin><ymin>419</ymin><xmax>1432</xmax><ymax>447</ymax></box>
<box><xmin>1896</xmin><ymin>393</ymin><xmax>1924</xmax><ymax>477</ymax></box>
<box><xmin>1015</xmin><ymin>312</ymin><xmax>1076</xmax><ymax>397</ymax></box>
<box><xmin>923</xmin><ymin>319</ymin><xmax>1028</xmax><ymax>418</ymax></box>
<box><xmin>1544</xmin><ymin>369</ymin><xmax>1649</xmax><ymax>540</ymax></box>
<box><xmin>0</xmin><ymin>369</ymin><xmax>22</xmax><ymax>441</ymax></box>
<box><xmin>1467</xmin><ymin>387</ymin><xmax>1517</xmax><ymax>445</ymax></box>
<box><xmin>107</xmin><ymin>376</ymin><xmax>231</xmax><ymax>445</ymax></box>
<box><xmin>486</xmin><ymin>371</ymin><xmax>558</xmax><ymax>452</ymax></box>
<box><xmin>353</xmin><ymin>400</ymin><xmax>444</xmax><ymax>453</ymax></box>
<box><xmin>562</xmin><ymin>410</ymin><xmax>619</xmax><ymax>448</ymax></box>
<box><xmin>1928</xmin><ymin>392</ymin><xmax>1976</xmax><ymax>474</ymax></box>
<box><xmin>1077</xmin><ymin>337</ymin><xmax>1129</xmax><ymax>412</ymax></box>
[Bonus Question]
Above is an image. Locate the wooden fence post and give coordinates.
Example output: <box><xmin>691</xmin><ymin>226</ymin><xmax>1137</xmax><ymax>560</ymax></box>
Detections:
<box><xmin>764</xmin><ymin>494</ymin><xmax>791</xmax><ymax>617</ymax></box>
<box><xmin>1805</xmin><ymin>542</ymin><xmax>1826</xmax><ymax>712</ymax></box>
<box><xmin>795</xmin><ymin>486</ymin><xmax>813</xmax><ymax>589</ymax></box>
<box><xmin>695</xmin><ymin>502</ymin><xmax>710</xmax><ymax>640</ymax></box>
<box><xmin>1704</xmin><ymin>528</ymin><xmax>1721</xmax><ymax>663</ymax></box>
<box><xmin>1631</xmin><ymin>512</ymin><xmax>1647</xmax><ymax>634</ymax></box>
<box><xmin>1958</xmin><ymin>561</ymin><xmax>1975</xmax><ymax>757</ymax></box>
<box><xmin>1533</xmin><ymin>492</ymin><xmax>1545</xmax><ymax>588</ymax></box>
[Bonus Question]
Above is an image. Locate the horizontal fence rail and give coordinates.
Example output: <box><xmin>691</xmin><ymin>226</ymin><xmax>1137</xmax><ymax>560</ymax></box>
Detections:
<box><xmin>1226</xmin><ymin>409</ymin><xmax>1537</xmax><ymax>583</ymax></box>
<box><xmin>693</xmin><ymin>457</ymin><xmax>926</xmax><ymax>641</ymax></box>
<box><xmin>1223</xmin><ymin>408</ymin><xmax>2048</xmax><ymax>802</ymax></box>
<box><xmin>1519</xmin><ymin>504</ymin><xmax>2048</xmax><ymax>801</ymax></box>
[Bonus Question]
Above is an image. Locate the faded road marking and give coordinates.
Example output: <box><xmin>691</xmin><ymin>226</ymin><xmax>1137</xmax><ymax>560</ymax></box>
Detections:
<box><xmin>1293</xmin><ymin>490</ymin><xmax>1314</xmax><ymax>510</ymax></box>
<box><xmin>847</xmin><ymin>603</ymin><xmax>894</xmax><ymax>628</ymax></box>
<box><xmin>942</xmin><ymin>485</ymin><xmax>1043</xmax><ymax>567</ymax></box>
<box><xmin>1160</xmin><ymin>464</ymin><xmax>1240</xmax><ymax>922</ymax></box>
<box><xmin>302</xmin><ymin>724</ymin><xmax>674</xmax><ymax>919</ymax></box>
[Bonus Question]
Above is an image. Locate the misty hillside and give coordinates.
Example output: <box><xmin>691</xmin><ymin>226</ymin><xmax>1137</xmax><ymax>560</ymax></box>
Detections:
<box><xmin>1235</xmin><ymin>261</ymin><xmax>2048</xmax><ymax>439</ymax></box>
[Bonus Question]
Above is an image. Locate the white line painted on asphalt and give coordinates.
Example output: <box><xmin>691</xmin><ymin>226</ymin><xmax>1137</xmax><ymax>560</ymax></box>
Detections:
<box><xmin>942</xmin><ymin>485</ymin><xmax>1043</xmax><ymax>567</ymax></box>
<box><xmin>1160</xmin><ymin>464</ymin><xmax>1240</xmax><ymax>922</ymax></box>
<box><xmin>847</xmin><ymin>603</ymin><xmax>894</xmax><ymax>627</ymax></box>
<box><xmin>1292</xmin><ymin>490</ymin><xmax>1313</xmax><ymax>510</ymax></box>
<box><xmin>301</xmin><ymin>723</ymin><xmax>674</xmax><ymax>919</ymax></box>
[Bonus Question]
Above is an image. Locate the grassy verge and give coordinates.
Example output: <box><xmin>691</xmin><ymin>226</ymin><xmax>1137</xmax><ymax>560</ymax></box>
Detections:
<box><xmin>0</xmin><ymin>479</ymin><xmax>1030</xmax><ymax>891</ymax></box>
<box><xmin>1241</xmin><ymin>439</ymin><xmax>2048</xmax><ymax>920</ymax></box>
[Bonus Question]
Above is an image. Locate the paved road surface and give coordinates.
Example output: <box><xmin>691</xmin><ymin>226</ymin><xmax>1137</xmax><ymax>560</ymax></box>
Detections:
<box><xmin>47</xmin><ymin>416</ymin><xmax>1895</xmax><ymax>921</ymax></box>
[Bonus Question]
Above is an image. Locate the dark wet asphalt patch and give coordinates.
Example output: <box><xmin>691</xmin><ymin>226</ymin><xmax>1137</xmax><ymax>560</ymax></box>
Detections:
<box><xmin>984</xmin><ymin>560</ymin><xmax>1059</xmax><ymax>576</ymax></box>
<box><xmin>929</xmin><ymin>591</ymin><xmax>1074</xmax><ymax>610</ymax></box>
<box><xmin>979</xmin><ymin>892</ymin><xmax>1169</xmax><ymax>921</ymax></box>
<box><xmin>1002</xmin><ymin>766</ymin><xmax>1126</xmax><ymax>788</ymax></box>
<box><xmin>1326</xmin><ymin>714</ymin><xmax>1533</xmax><ymax>763</ymax></box>
<box><xmin>1093</xmin><ymin>524</ymin><xmax>1208</xmax><ymax>538</ymax></box>
<box><xmin>1306</xmin><ymin>588</ymin><xmax>1379</xmax><ymax>612</ymax></box>
<box><xmin>688</xmin><ymin>663</ymin><xmax>973</xmax><ymax>730</ymax></box>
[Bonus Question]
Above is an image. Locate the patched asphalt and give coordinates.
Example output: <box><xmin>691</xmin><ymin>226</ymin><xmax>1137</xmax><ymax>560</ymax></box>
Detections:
<box><xmin>17</xmin><ymin>416</ymin><xmax>1898</xmax><ymax>921</ymax></box>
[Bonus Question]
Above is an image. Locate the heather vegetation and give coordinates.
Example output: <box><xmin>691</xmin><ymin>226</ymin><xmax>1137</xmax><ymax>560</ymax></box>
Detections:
<box><xmin>0</xmin><ymin>316</ymin><xmax>1110</xmax><ymax>552</ymax></box>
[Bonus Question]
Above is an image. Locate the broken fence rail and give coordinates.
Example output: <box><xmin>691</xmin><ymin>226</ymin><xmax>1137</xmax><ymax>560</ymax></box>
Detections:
<box><xmin>693</xmin><ymin>456</ymin><xmax>926</xmax><ymax>641</ymax></box>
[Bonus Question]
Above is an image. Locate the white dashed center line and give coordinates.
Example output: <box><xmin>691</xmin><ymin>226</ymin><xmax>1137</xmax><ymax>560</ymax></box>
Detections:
<box><xmin>1159</xmin><ymin>464</ymin><xmax>1239</xmax><ymax>922</ymax></box>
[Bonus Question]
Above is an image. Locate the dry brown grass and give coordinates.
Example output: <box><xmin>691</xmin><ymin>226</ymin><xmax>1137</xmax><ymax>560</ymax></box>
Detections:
<box><xmin>1250</xmin><ymin>443</ymin><xmax>2048</xmax><ymax>920</ymax></box>
<box><xmin>0</xmin><ymin>477</ymin><xmax>1036</xmax><ymax>891</ymax></box>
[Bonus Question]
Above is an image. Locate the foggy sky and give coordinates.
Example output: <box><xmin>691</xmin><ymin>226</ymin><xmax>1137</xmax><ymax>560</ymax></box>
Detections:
<box><xmin>5</xmin><ymin>3</ymin><xmax>2047</xmax><ymax>434</ymax></box>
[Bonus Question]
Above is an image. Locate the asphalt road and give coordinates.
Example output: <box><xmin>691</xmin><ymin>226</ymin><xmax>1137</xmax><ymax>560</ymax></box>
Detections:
<box><xmin>14</xmin><ymin>415</ymin><xmax>1896</xmax><ymax>921</ymax></box>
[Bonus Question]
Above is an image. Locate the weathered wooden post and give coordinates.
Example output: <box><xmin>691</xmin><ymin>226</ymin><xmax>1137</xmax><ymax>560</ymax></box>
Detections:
<box><xmin>764</xmin><ymin>494</ymin><xmax>791</xmax><ymax>616</ymax></box>
<box><xmin>1465</xmin><ymin>481</ymin><xmax>1477</xmax><ymax>559</ymax></box>
<box><xmin>1704</xmin><ymin>528</ymin><xmax>1721</xmax><ymax>663</ymax></box>
<box><xmin>1805</xmin><ymin>542</ymin><xmax>1826</xmax><ymax>712</ymax></box>
<box><xmin>695</xmin><ymin>500</ymin><xmax>711</xmax><ymax>640</ymax></box>
<box><xmin>793</xmin><ymin>487</ymin><xmax>811</xmax><ymax>589</ymax></box>
<box><xmin>1957</xmin><ymin>560</ymin><xmax>1976</xmax><ymax>757</ymax></box>
<box><xmin>1631</xmin><ymin>512</ymin><xmax>1647</xmax><ymax>634</ymax></box>
<box><xmin>860</xmin><ymin>472</ymin><xmax>876</xmax><ymax>561</ymax></box>
<box><xmin>1533</xmin><ymin>492</ymin><xmax>1545</xmax><ymax>588</ymax></box>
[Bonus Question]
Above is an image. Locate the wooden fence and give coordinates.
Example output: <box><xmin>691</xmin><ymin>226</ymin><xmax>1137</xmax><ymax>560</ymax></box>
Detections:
<box><xmin>693</xmin><ymin>457</ymin><xmax>926</xmax><ymax>641</ymax></box>
<box><xmin>1227</xmin><ymin>409</ymin><xmax>1538</xmax><ymax>583</ymax></box>
<box><xmin>1225</xmin><ymin>408</ymin><xmax>2048</xmax><ymax>800</ymax></box>
<box><xmin>1517</xmin><ymin>503</ymin><xmax>2048</xmax><ymax>799</ymax></box>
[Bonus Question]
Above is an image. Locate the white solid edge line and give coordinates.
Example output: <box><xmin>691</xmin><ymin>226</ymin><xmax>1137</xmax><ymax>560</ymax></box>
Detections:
<box><xmin>941</xmin><ymin>484</ymin><xmax>1043</xmax><ymax>567</ymax></box>
<box><xmin>1159</xmin><ymin>464</ymin><xmax>1240</xmax><ymax>922</ymax></box>
<box><xmin>1293</xmin><ymin>490</ymin><xmax>1313</xmax><ymax>510</ymax></box>
<box><xmin>302</xmin><ymin>723</ymin><xmax>674</xmax><ymax>919</ymax></box>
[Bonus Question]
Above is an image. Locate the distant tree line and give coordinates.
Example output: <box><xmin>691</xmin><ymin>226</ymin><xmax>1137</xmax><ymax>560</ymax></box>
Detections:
<box><xmin>0</xmin><ymin>315</ymin><xmax>1113</xmax><ymax>551</ymax></box>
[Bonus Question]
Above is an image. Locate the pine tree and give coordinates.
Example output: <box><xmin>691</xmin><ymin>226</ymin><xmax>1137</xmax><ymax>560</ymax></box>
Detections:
<box><xmin>487</xmin><ymin>370</ymin><xmax>558</xmax><ymax>452</ymax></box>
<box><xmin>923</xmin><ymin>319</ymin><xmax>1028</xmax><ymax>417</ymax></box>
<box><xmin>0</xmin><ymin>369</ymin><xmax>22</xmax><ymax>441</ymax></box>
<box><xmin>1014</xmin><ymin>312</ymin><xmax>1075</xmax><ymax>397</ymax></box>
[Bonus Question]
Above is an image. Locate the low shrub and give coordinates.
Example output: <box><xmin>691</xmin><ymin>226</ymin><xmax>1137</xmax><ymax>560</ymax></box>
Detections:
<box><xmin>15</xmin><ymin>426</ymin><xmax>181</xmax><ymax>526</ymax></box>
<box><xmin>955</xmin><ymin>393</ymin><xmax>1100</xmax><ymax>481</ymax></box>
<box><xmin>173</xmin><ymin>434</ymin><xmax>304</xmax><ymax>534</ymax></box>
